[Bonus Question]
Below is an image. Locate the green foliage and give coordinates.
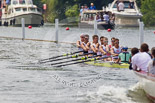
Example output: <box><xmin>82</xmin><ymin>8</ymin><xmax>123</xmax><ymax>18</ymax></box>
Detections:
<box><xmin>141</xmin><ymin>0</ymin><xmax>155</xmax><ymax>26</ymax></box>
<box><xmin>65</xmin><ymin>5</ymin><xmax>79</xmax><ymax>17</ymax></box>
<box><xmin>136</xmin><ymin>0</ymin><xmax>141</xmax><ymax>8</ymax></box>
<box><xmin>33</xmin><ymin>0</ymin><xmax>43</xmax><ymax>8</ymax></box>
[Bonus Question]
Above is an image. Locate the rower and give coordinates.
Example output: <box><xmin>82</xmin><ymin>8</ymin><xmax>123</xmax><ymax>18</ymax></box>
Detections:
<box><xmin>111</xmin><ymin>38</ymin><xmax>122</xmax><ymax>61</ymax></box>
<box><xmin>99</xmin><ymin>37</ymin><xmax>111</xmax><ymax>61</ymax></box>
<box><xmin>80</xmin><ymin>34</ymin><xmax>89</xmax><ymax>54</ymax></box>
<box><xmin>97</xmin><ymin>36</ymin><xmax>105</xmax><ymax>56</ymax></box>
<box><xmin>87</xmin><ymin>35</ymin><xmax>99</xmax><ymax>56</ymax></box>
<box><xmin>109</xmin><ymin>37</ymin><xmax>115</xmax><ymax>49</ymax></box>
<box><xmin>116</xmin><ymin>46</ymin><xmax>131</xmax><ymax>64</ymax></box>
<box><xmin>76</xmin><ymin>34</ymin><xmax>85</xmax><ymax>52</ymax></box>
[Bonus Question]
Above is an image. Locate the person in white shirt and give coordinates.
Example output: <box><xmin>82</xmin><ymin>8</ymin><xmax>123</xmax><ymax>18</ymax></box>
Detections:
<box><xmin>147</xmin><ymin>47</ymin><xmax>155</xmax><ymax>75</ymax></box>
<box><xmin>132</xmin><ymin>43</ymin><xmax>152</xmax><ymax>72</ymax></box>
<box><xmin>103</xmin><ymin>12</ymin><xmax>109</xmax><ymax>22</ymax></box>
<box><xmin>118</xmin><ymin>1</ymin><xmax>125</xmax><ymax>11</ymax></box>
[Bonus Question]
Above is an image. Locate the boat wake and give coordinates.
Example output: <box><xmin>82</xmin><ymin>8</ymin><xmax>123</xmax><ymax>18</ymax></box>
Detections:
<box><xmin>128</xmin><ymin>82</ymin><xmax>152</xmax><ymax>103</ymax></box>
<box><xmin>84</xmin><ymin>85</ymin><xmax>134</xmax><ymax>103</ymax></box>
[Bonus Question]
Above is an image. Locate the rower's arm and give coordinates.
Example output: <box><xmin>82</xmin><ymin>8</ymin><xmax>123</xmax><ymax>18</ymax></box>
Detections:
<box><xmin>81</xmin><ymin>43</ymin><xmax>87</xmax><ymax>51</ymax></box>
<box><xmin>111</xmin><ymin>48</ymin><xmax>119</xmax><ymax>56</ymax></box>
<box><xmin>116</xmin><ymin>58</ymin><xmax>120</xmax><ymax>63</ymax></box>
<box><xmin>99</xmin><ymin>45</ymin><xmax>106</xmax><ymax>55</ymax></box>
<box><xmin>106</xmin><ymin>45</ymin><xmax>111</xmax><ymax>53</ymax></box>
<box><xmin>91</xmin><ymin>45</ymin><xmax>97</xmax><ymax>53</ymax></box>
<box><xmin>95</xmin><ymin>43</ymin><xmax>100</xmax><ymax>51</ymax></box>
<box><xmin>76</xmin><ymin>41</ymin><xmax>81</xmax><ymax>48</ymax></box>
<box><xmin>86</xmin><ymin>42</ymin><xmax>90</xmax><ymax>50</ymax></box>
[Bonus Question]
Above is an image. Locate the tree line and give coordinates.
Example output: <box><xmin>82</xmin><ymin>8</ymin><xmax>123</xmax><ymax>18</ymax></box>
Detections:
<box><xmin>33</xmin><ymin>0</ymin><xmax>155</xmax><ymax>26</ymax></box>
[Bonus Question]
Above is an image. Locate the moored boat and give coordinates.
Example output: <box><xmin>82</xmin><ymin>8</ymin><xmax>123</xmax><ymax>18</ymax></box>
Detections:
<box><xmin>0</xmin><ymin>0</ymin><xmax>43</xmax><ymax>26</ymax></box>
<box><xmin>79</xmin><ymin>10</ymin><xmax>114</xmax><ymax>29</ymax></box>
<box><xmin>106</xmin><ymin>0</ymin><xmax>142</xmax><ymax>27</ymax></box>
<box><xmin>134</xmin><ymin>71</ymin><xmax>155</xmax><ymax>101</ymax></box>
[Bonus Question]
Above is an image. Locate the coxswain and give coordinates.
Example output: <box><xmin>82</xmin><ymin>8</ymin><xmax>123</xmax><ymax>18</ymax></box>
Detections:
<box><xmin>116</xmin><ymin>46</ymin><xmax>131</xmax><ymax>64</ymax></box>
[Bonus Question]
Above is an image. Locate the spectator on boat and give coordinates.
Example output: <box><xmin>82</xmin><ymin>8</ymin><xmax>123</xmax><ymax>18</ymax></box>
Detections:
<box><xmin>80</xmin><ymin>6</ymin><xmax>84</xmax><ymax>20</ymax></box>
<box><xmin>131</xmin><ymin>47</ymin><xmax>139</xmax><ymax>56</ymax></box>
<box><xmin>147</xmin><ymin>47</ymin><xmax>155</xmax><ymax>75</ymax></box>
<box><xmin>6</xmin><ymin>0</ymin><xmax>10</xmax><ymax>5</ymax></box>
<box><xmin>132</xmin><ymin>43</ymin><xmax>152</xmax><ymax>72</ymax></box>
<box><xmin>76</xmin><ymin>34</ymin><xmax>85</xmax><ymax>52</ymax></box>
<box><xmin>110</xmin><ymin>14</ymin><xmax>115</xmax><ymax>24</ymax></box>
<box><xmin>111</xmin><ymin>38</ymin><xmax>122</xmax><ymax>61</ymax></box>
<box><xmin>96</xmin><ymin>13</ymin><xmax>102</xmax><ymax>22</ymax></box>
<box><xmin>129</xmin><ymin>47</ymin><xmax>139</xmax><ymax>70</ymax></box>
<box><xmin>80</xmin><ymin>6</ymin><xmax>84</xmax><ymax>16</ymax></box>
<box><xmin>118</xmin><ymin>1</ymin><xmax>125</xmax><ymax>12</ymax></box>
<box><xmin>109</xmin><ymin>37</ymin><xmax>115</xmax><ymax>49</ymax></box>
<box><xmin>116</xmin><ymin>46</ymin><xmax>131</xmax><ymax>63</ymax></box>
<box><xmin>129</xmin><ymin>0</ymin><xmax>134</xmax><ymax>8</ymax></box>
<box><xmin>84</xmin><ymin>4</ymin><xmax>89</xmax><ymax>11</ymax></box>
<box><xmin>89</xmin><ymin>3</ymin><xmax>96</xmax><ymax>10</ymax></box>
<box><xmin>103</xmin><ymin>12</ymin><xmax>109</xmax><ymax>23</ymax></box>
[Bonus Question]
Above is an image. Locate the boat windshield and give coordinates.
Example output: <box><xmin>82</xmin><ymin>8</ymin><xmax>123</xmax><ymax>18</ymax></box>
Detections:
<box><xmin>113</xmin><ymin>2</ymin><xmax>135</xmax><ymax>9</ymax></box>
<box><xmin>27</xmin><ymin>0</ymin><xmax>33</xmax><ymax>5</ymax></box>
<box><xmin>23</xmin><ymin>8</ymin><xmax>27</xmax><ymax>12</ymax></box>
<box><xmin>19</xmin><ymin>0</ymin><xmax>26</xmax><ymax>4</ymax></box>
<box><xmin>29</xmin><ymin>8</ymin><xmax>36</xmax><ymax>12</ymax></box>
<box><xmin>15</xmin><ymin>8</ymin><xmax>21</xmax><ymax>11</ymax></box>
<box><xmin>12</xmin><ymin>0</ymin><xmax>18</xmax><ymax>5</ymax></box>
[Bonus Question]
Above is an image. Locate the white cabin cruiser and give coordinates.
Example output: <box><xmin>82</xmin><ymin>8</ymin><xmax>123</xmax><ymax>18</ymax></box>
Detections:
<box><xmin>79</xmin><ymin>10</ymin><xmax>114</xmax><ymax>29</ymax></box>
<box><xmin>0</xmin><ymin>0</ymin><xmax>43</xmax><ymax>26</ymax></box>
<box><xmin>106</xmin><ymin>0</ymin><xmax>142</xmax><ymax>27</ymax></box>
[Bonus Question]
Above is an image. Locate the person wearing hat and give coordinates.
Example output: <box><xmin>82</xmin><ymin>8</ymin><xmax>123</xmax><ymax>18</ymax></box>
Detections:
<box><xmin>89</xmin><ymin>3</ymin><xmax>96</xmax><ymax>10</ymax></box>
<box><xmin>116</xmin><ymin>46</ymin><xmax>131</xmax><ymax>63</ymax></box>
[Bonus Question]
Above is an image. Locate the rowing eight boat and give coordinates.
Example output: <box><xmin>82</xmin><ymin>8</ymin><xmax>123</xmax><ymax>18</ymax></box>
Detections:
<box><xmin>85</xmin><ymin>61</ymin><xmax>130</xmax><ymax>68</ymax></box>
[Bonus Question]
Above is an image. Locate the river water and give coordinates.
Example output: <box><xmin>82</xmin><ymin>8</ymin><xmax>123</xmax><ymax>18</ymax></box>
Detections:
<box><xmin>0</xmin><ymin>25</ymin><xmax>155</xmax><ymax>103</ymax></box>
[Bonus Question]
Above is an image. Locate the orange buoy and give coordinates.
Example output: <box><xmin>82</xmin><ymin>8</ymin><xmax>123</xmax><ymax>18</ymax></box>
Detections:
<box><xmin>107</xmin><ymin>29</ymin><xmax>111</xmax><ymax>32</ymax></box>
<box><xmin>66</xmin><ymin>27</ymin><xmax>69</xmax><ymax>30</ymax></box>
<box><xmin>28</xmin><ymin>25</ymin><xmax>32</xmax><ymax>29</ymax></box>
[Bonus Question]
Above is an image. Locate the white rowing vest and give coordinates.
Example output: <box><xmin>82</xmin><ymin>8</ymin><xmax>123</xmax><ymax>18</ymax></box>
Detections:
<box><xmin>78</xmin><ymin>41</ymin><xmax>84</xmax><ymax>51</ymax></box>
<box><xmin>113</xmin><ymin>47</ymin><xmax>122</xmax><ymax>59</ymax></box>
<box><xmin>114</xmin><ymin>47</ymin><xmax>122</xmax><ymax>54</ymax></box>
